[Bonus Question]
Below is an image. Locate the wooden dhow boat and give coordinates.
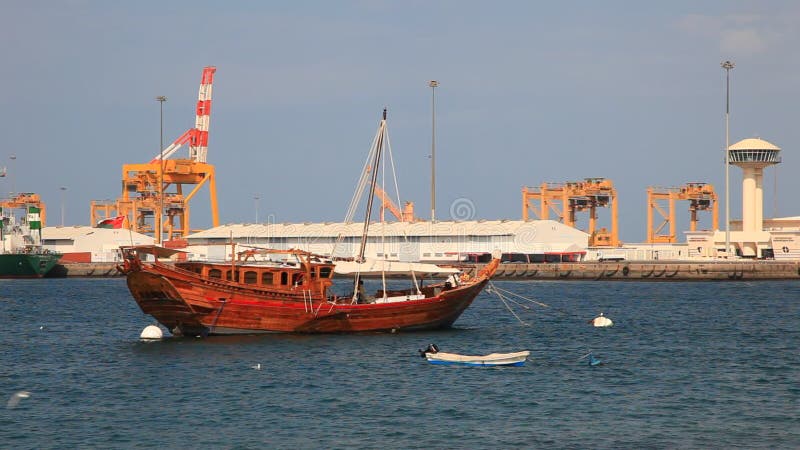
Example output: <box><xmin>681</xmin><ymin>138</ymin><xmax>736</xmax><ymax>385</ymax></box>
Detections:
<box><xmin>119</xmin><ymin>109</ymin><xmax>499</xmax><ymax>335</ymax></box>
<box><xmin>119</xmin><ymin>246</ymin><xmax>499</xmax><ymax>335</ymax></box>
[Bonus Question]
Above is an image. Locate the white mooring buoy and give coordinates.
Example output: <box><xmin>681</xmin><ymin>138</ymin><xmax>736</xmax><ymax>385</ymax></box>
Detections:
<box><xmin>140</xmin><ymin>325</ymin><xmax>164</xmax><ymax>340</ymax></box>
<box><xmin>590</xmin><ymin>313</ymin><xmax>614</xmax><ymax>328</ymax></box>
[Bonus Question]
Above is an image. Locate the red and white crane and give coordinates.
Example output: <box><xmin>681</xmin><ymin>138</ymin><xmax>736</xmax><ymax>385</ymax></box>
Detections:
<box><xmin>91</xmin><ymin>66</ymin><xmax>220</xmax><ymax>242</ymax></box>
<box><xmin>150</xmin><ymin>66</ymin><xmax>216</xmax><ymax>163</ymax></box>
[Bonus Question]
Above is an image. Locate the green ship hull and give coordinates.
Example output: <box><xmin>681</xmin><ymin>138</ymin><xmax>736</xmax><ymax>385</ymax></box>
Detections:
<box><xmin>0</xmin><ymin>253</ymin><xmax>62</xmax><ymax>278</ymax></box>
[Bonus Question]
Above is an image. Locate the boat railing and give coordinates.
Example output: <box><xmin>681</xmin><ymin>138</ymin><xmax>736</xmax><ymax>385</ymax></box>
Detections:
<box><xmin>237</xmin><ymin>246</ymin><xmax>334</xmax><ymax>263</ymax></box>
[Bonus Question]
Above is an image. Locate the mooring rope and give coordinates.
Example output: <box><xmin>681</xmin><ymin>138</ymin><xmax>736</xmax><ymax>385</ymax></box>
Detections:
<box><xmin>486</xmin><ymin>283</ymin><xmax>608</xmax><ymax>364</ymax></box>
<box><xmin>487</xmin><ymin>281</ymin><xmax>584</xmax><ymax>321</ymax></box>
<box><xmin>489</xmin><ymin>282</ymin><xmax>552</xmax><ymax>308</ymax></box>
<box><xmin>487</xmin><ymin>283</ymin><xmax>529</xmax><ymax>326</ymax></box>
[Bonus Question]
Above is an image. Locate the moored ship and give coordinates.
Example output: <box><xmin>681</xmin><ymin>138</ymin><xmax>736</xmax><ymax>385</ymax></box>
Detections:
<box><xmin>0</xmin><ymin>252</ymin><xmax>61</xmax><ymax>278</ymax></box>
<box><xmin>0</xmin><ymin>200</ymin><xmax>61</xmax><ymax>278</ymax></box>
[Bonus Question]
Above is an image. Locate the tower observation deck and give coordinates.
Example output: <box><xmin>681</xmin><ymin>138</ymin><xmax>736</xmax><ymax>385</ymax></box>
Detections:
<box><xmin>728</xmin><ymin>137</ymin><xmax>781</xmax><ymax>234</ymax></box>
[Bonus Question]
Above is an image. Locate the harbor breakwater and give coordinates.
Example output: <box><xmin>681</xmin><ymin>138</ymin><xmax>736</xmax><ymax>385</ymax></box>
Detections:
<box><xmin>48</xmin><ymin>260</ymin><xmax>800</xmax><ymax>280</ymax></box>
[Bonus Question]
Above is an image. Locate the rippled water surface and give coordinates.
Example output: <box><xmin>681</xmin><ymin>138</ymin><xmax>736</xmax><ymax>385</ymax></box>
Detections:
<box><xmin>1</xmin><ymin>278</ymin><xmax>798</xmax><ymax>448</ymax></box>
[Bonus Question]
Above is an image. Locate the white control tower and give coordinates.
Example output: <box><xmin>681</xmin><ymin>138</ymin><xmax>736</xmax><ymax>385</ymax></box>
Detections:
<box><xmin>728</xmin><ymin>137</ymin><xmax>781</xmax><ymax>233</ymax></box>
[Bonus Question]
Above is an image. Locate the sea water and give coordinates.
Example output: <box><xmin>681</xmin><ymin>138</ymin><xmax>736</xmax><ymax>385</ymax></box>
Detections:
<box><xmin>0</xmin><ymin>278</ymin><xmax>798</xmax><ymax>448</ymax></box>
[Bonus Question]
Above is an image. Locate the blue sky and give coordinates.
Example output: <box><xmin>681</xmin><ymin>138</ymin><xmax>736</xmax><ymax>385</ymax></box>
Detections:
<box><xmin>2</xmin><ymin>1</ymin><xmax>799</xmax><ymax>242</ymax></box>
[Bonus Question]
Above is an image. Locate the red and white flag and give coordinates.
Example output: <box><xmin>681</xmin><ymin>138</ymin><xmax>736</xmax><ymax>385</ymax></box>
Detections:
<box><xmin>96</xmin><ymin>215</ymin><xmax>125</xmax><ymax>229</ymax></box>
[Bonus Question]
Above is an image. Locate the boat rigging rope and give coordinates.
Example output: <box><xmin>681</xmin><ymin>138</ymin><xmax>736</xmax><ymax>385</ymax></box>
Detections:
<box><xmin>487</xmin><ymin>283</ymin><xmax>529</xmax><ymax>326</ymax></box>
<box><xmin>382</xmin><ymin>122</ymin><xmax>420</xmax><ymax>291</ymax></box>
<box><xmin>329</xmin><ymin>112</ymin><xmax>428</xmax><ymax>300</ymax></box>
<box><xmin>487</xmin><ymin>281</ymin><xmax>586</xmax><ymax>323</ymax></box>
<box><xmin>410</xmin><ymin>263</ymin><xmax>420</xmax><ymax>295</ymax></box>
<box><xmin>385</xmin><ymin>126</ymin><xmax>403</xmax><ymax>220</ymax></box>
<box><xmin>488</xmin><ymin>282</ymin><xmax>552</xmax><ymax>309</ymax></box>
<box><xmin>332</xmin><ymin>121</ymin><xmax>382</xmax><ymax>257</ymax></box>
<box><xmin>351</xmin><ymin>118</ymin><xmax>385</xmax><ymax>302</ymax></box>
<box><xmin>380</xmin><ymin>152</ymin><xmax>387</xmax><ymax>299</ymax></box>
<box><xmin>344</xmin><ymin>125</ymin><xmax>381</xmax><ymax>225</ymax></box>
<box><xmin>493</xmin><ymin>292</ymin><xmax>532</xmax><ymax>311</ymax></box>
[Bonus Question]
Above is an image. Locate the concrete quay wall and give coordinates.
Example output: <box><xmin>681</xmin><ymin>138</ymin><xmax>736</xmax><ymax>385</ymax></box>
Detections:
<box><xmin>48</xmin><ymin>263</ymin><xmax>123</xmax><ymax>278</ymax></box>
<box><xmin>473</xmin><ymin>260</ymin><xmax>800</xmax><ymax>281</ymax></box>
<box><xmin>50</xmin><ymin>260</ymin><xmax>800</xmax><ymax>281</ymax></box>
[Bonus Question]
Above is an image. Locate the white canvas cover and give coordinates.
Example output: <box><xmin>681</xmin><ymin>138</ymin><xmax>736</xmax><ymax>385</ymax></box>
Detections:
<box><xmin>333</xmin><ymin>259</ymin><xmax>459</xmax><ymax>275</ymax></box>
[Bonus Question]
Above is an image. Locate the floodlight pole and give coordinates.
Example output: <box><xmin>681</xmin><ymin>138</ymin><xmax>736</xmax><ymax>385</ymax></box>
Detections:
<box><xmin>722</xmin><ymin>61</ymin><xmax>734</xmax><ymax>258</ymax></box>
<box><xmin>9</xmin><ymin>154</ymin><xmax>16</xmax><ymax>196</ymax></box>
<box><xmin>429</xmin><ymin>80</ymin><xmax>438</xmax><ymax>223</ymax></box>
<box><xmin>60</xmin><ymin>186</ymin><xmax>67</xmax><ymax>226</ymax></box>
<box><xmin>156</xmin><ymin>95</ymin><xmax>167</xmax><ymax>244</ymax></box>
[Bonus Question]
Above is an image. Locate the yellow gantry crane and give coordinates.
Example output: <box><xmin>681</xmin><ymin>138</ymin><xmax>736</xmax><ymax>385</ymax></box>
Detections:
<box><xmin>646</xmin><ymin>182</ymin><xmax>718</xmax><ymax>243</ymax></box>
<box><xmin>0</xmin><ymin>193</ymin><xmax>47</xmax><ymax>226</ymax></box>
<box><xmin>522</xmin><ymin>178</ymin><xmax>619</xmax><ymax>246</ymax></box>
<box><xmin>91</xmin><ymin>67</ymin><xmax>220</xmax><ymax>243</ymax></box>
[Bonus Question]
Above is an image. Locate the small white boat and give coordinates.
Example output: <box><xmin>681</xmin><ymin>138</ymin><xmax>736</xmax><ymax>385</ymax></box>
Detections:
<box><xmin>424</xmin><ymin>350</ymin><xmax>530</xmax><ymax>367</ymax></box>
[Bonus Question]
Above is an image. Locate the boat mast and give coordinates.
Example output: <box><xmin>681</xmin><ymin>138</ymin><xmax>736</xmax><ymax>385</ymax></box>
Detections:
<box><xmin>356</xmin><ymin>109</ymin><xmax>386</xmax><ymax>263</ymax></box>
<box><xmin>429</xmin><ymin>80</ymin><xmax>438</xmax><ymax>223</ymax></box>
<box><xmin>353</xmin><ymin>109</ymin><xmax>386</xmax><ymax>298</ymax></box>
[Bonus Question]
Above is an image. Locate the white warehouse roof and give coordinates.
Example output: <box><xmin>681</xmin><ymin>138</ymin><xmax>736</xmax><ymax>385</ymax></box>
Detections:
<box><xmin>43</xmin><ymin>226</ymin><xmax>153</xmax><ymax>242</ymax></box>
<box><xmin>42</xmin><ymin>226</ymin><xmax>154</xmax><ymax>256</ymax></box>
<box><xmin>187</xmin><ymin>219</ymin><xmax>590</xmax><ymax>241</ymax></box>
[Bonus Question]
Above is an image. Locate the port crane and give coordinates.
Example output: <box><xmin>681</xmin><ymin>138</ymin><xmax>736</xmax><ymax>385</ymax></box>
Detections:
<box><xmin>362</xmin><ymin>160</ymin><xmax>416</xmax><ymax>222</ymax></box>
<box><xmin>374</xmin><ymin>185</ymin><xmax>415</xmax><ymax>222</ymax></box>
<box><xmin>522</xmin><ymin>178</ymin><xmax>619</xmax><ymax>246</ymax></box>
<box><xmin>91</xmin><ymin>67</ymin><xmax>220</xmax><ymax>243</ymax></box>
<box><xmin>646</xmin><ymin>182</ymin><xmax>718</xmax><ymax>243</ymax></box>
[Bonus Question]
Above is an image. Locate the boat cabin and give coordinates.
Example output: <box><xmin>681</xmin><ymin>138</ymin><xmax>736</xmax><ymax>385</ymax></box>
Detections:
<box><xmin>176</xmin><ymin>259</ymin><xmax>336</xmax><ymax>294</ymax></box>
<box><xmin>122</xmin><ymin>245</ymin><xmax>337</xmax><ymax>297</ymax></box>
